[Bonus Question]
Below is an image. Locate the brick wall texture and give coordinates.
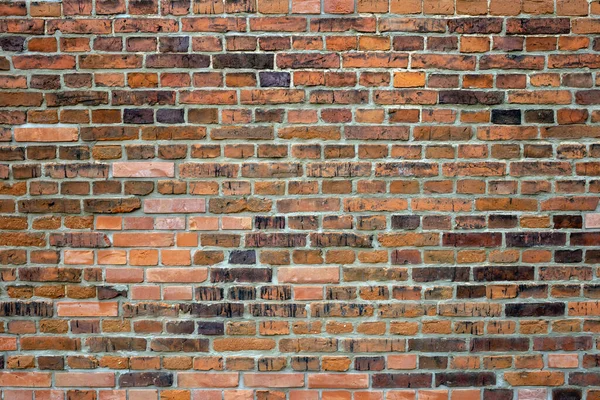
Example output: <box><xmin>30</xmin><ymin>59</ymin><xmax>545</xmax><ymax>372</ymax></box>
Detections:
<box><xmin>2</xmin><ymin>0</ymin><xmax>600</xmax><ymax>398</ymax></box>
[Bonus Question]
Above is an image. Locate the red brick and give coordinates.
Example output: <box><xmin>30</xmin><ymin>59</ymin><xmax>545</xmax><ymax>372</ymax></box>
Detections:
<box><xmin>146</xmin><ymin>268</ymin><xmax>208</xmax><ymax>283</ymax></box>
<box><xmin>56</xmin><ymin>302</ymin><xmax>119</xmax><ymax>317</ymax></box>
<box><xmin>112</xmin><ymin>162</ymin><xmax>175</xmax><ymax>178</ymax></box>
<box><xmin>278</xmin><ymin>267</ymin><xmax>339</xmax><ymax>283</ymax></box>
<box><xmin>55</xmin><ymin>372</ymin><xmax>115</xmax><ymax>387</ymax></box>
<box><xmin>504</xmin><ymin>372</ymin><xmax>564</xmax><ymax>386</ymax></box>
<box><xmin>178</xmin><ymin>373</ymin><xmax>239</xmax><ymax>388</ymax></box>
<box><xmin>244</xmin><ymin>373</ymin><xmax>304</xmax><ymax>387</ymax></box>
<box><xmin>113</xmin><ymin>233</ymin><xmax>174</xmax><ymax>247</ymax></box>
<box><xmin>144</xmin><ymin>199</ymin><xmax>206</xmax><ymax>213</ymax></box>
<box><xmin>308</xmin><ymin>374</ymin><xmax>369</xmax><ymax>388</ymax></box>
<box><xmin>0</xmin><ymin>372</ymin><xmax>52</xmax><ymax>387</ymax></box>
<box><xmin>14</xmin><ymin>128</ymin><xmax>78</xmax><ymax>142</ymax></box>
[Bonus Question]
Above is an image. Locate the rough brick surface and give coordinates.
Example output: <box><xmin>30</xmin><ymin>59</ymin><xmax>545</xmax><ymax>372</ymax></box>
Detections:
<box><xmin>1</xmin><ymin>0</ymin><xmax>600</xmax><ymax>398</ymax></box>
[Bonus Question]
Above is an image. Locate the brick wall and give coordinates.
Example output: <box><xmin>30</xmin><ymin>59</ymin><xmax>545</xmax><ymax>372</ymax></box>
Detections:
<box><xmin>1</xmin><ymin>0</ymin><xmax>600</xmax><ymax>398</ymax></box>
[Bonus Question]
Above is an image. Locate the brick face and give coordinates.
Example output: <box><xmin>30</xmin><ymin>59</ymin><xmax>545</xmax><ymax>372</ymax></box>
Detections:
<box><xmin>0</xmin><ymin>0</ymin><xmax>600</xmax><ymax>397</ymax></box>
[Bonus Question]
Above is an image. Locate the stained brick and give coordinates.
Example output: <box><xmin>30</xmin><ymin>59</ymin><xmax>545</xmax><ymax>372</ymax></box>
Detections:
<box><xmin>371</xmin><ymin>373</ymin><xmax>432</xmax><ymax>388</ymax></box>
<box><xmin>0</xmin><ymin>301</ymin><xmax>53</xmax><ymax>317</ymax></box>
<box><xmin>213</xmin><ymin>54</ymin><xmax>274</xmax><ymax>69</ymax></box>
<box><xmin>119</xmin><ymin>372</ymin><xmax>174</xmax><ymax>387</ymax></box>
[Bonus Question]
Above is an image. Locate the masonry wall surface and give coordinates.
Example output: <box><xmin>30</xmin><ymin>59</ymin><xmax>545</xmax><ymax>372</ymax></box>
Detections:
<box><xmin>1</xmin><ymin>0</ymin><xmax>600</xmax><ymax>398</ymax></box>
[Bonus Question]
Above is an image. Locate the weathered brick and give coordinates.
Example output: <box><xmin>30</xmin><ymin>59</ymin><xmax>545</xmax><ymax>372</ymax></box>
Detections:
<box><xmin>46</xmin><ymin>234</ymin><xmax>108</xmax><ymax>250</ymax></box>
<box><xmin>84</xmin><ymin>198</ymin><xmax>141</xmax><ymax>213</ymax></box>
<box><xmin>1</xmin><ymin>2</ymin><xmax>597</xmax><ymax>395</ymax></box>
<box><xmin>507</xmin><ymin>18</ymin><xmax>571</xmax><ymax>35</ymax></box>
<box><xmin>372</xmin><ymin>373</ymin><xmax>432</xmax><ymax>388</ymax></box>
<box><xmin>0</xmin><ymin>301</ymin><xmax>53</xmax><ymax>317</ymax></box>
<box><xmin>435</xmin><ymin>372</ymin><xmax>496</xmax><ymax>387</ymax></box>
<box><xmin>150</xmin><ymin>338</ymin><xmax>209</xmax><ymax>352</ymax></box>
<box><xmin>211</xmin><ymin>267</ymin><xmax>271</xmax><ymax>282</ymax></box>
<box><xmin>119</xmin><ymin>372</ymin><xmax>174</xmax><ymax>387</ymax></box>
<box><xmin>213</xmin><ymin>53</ymin><xmax>274</xmax><ymax>69</ymax></box>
